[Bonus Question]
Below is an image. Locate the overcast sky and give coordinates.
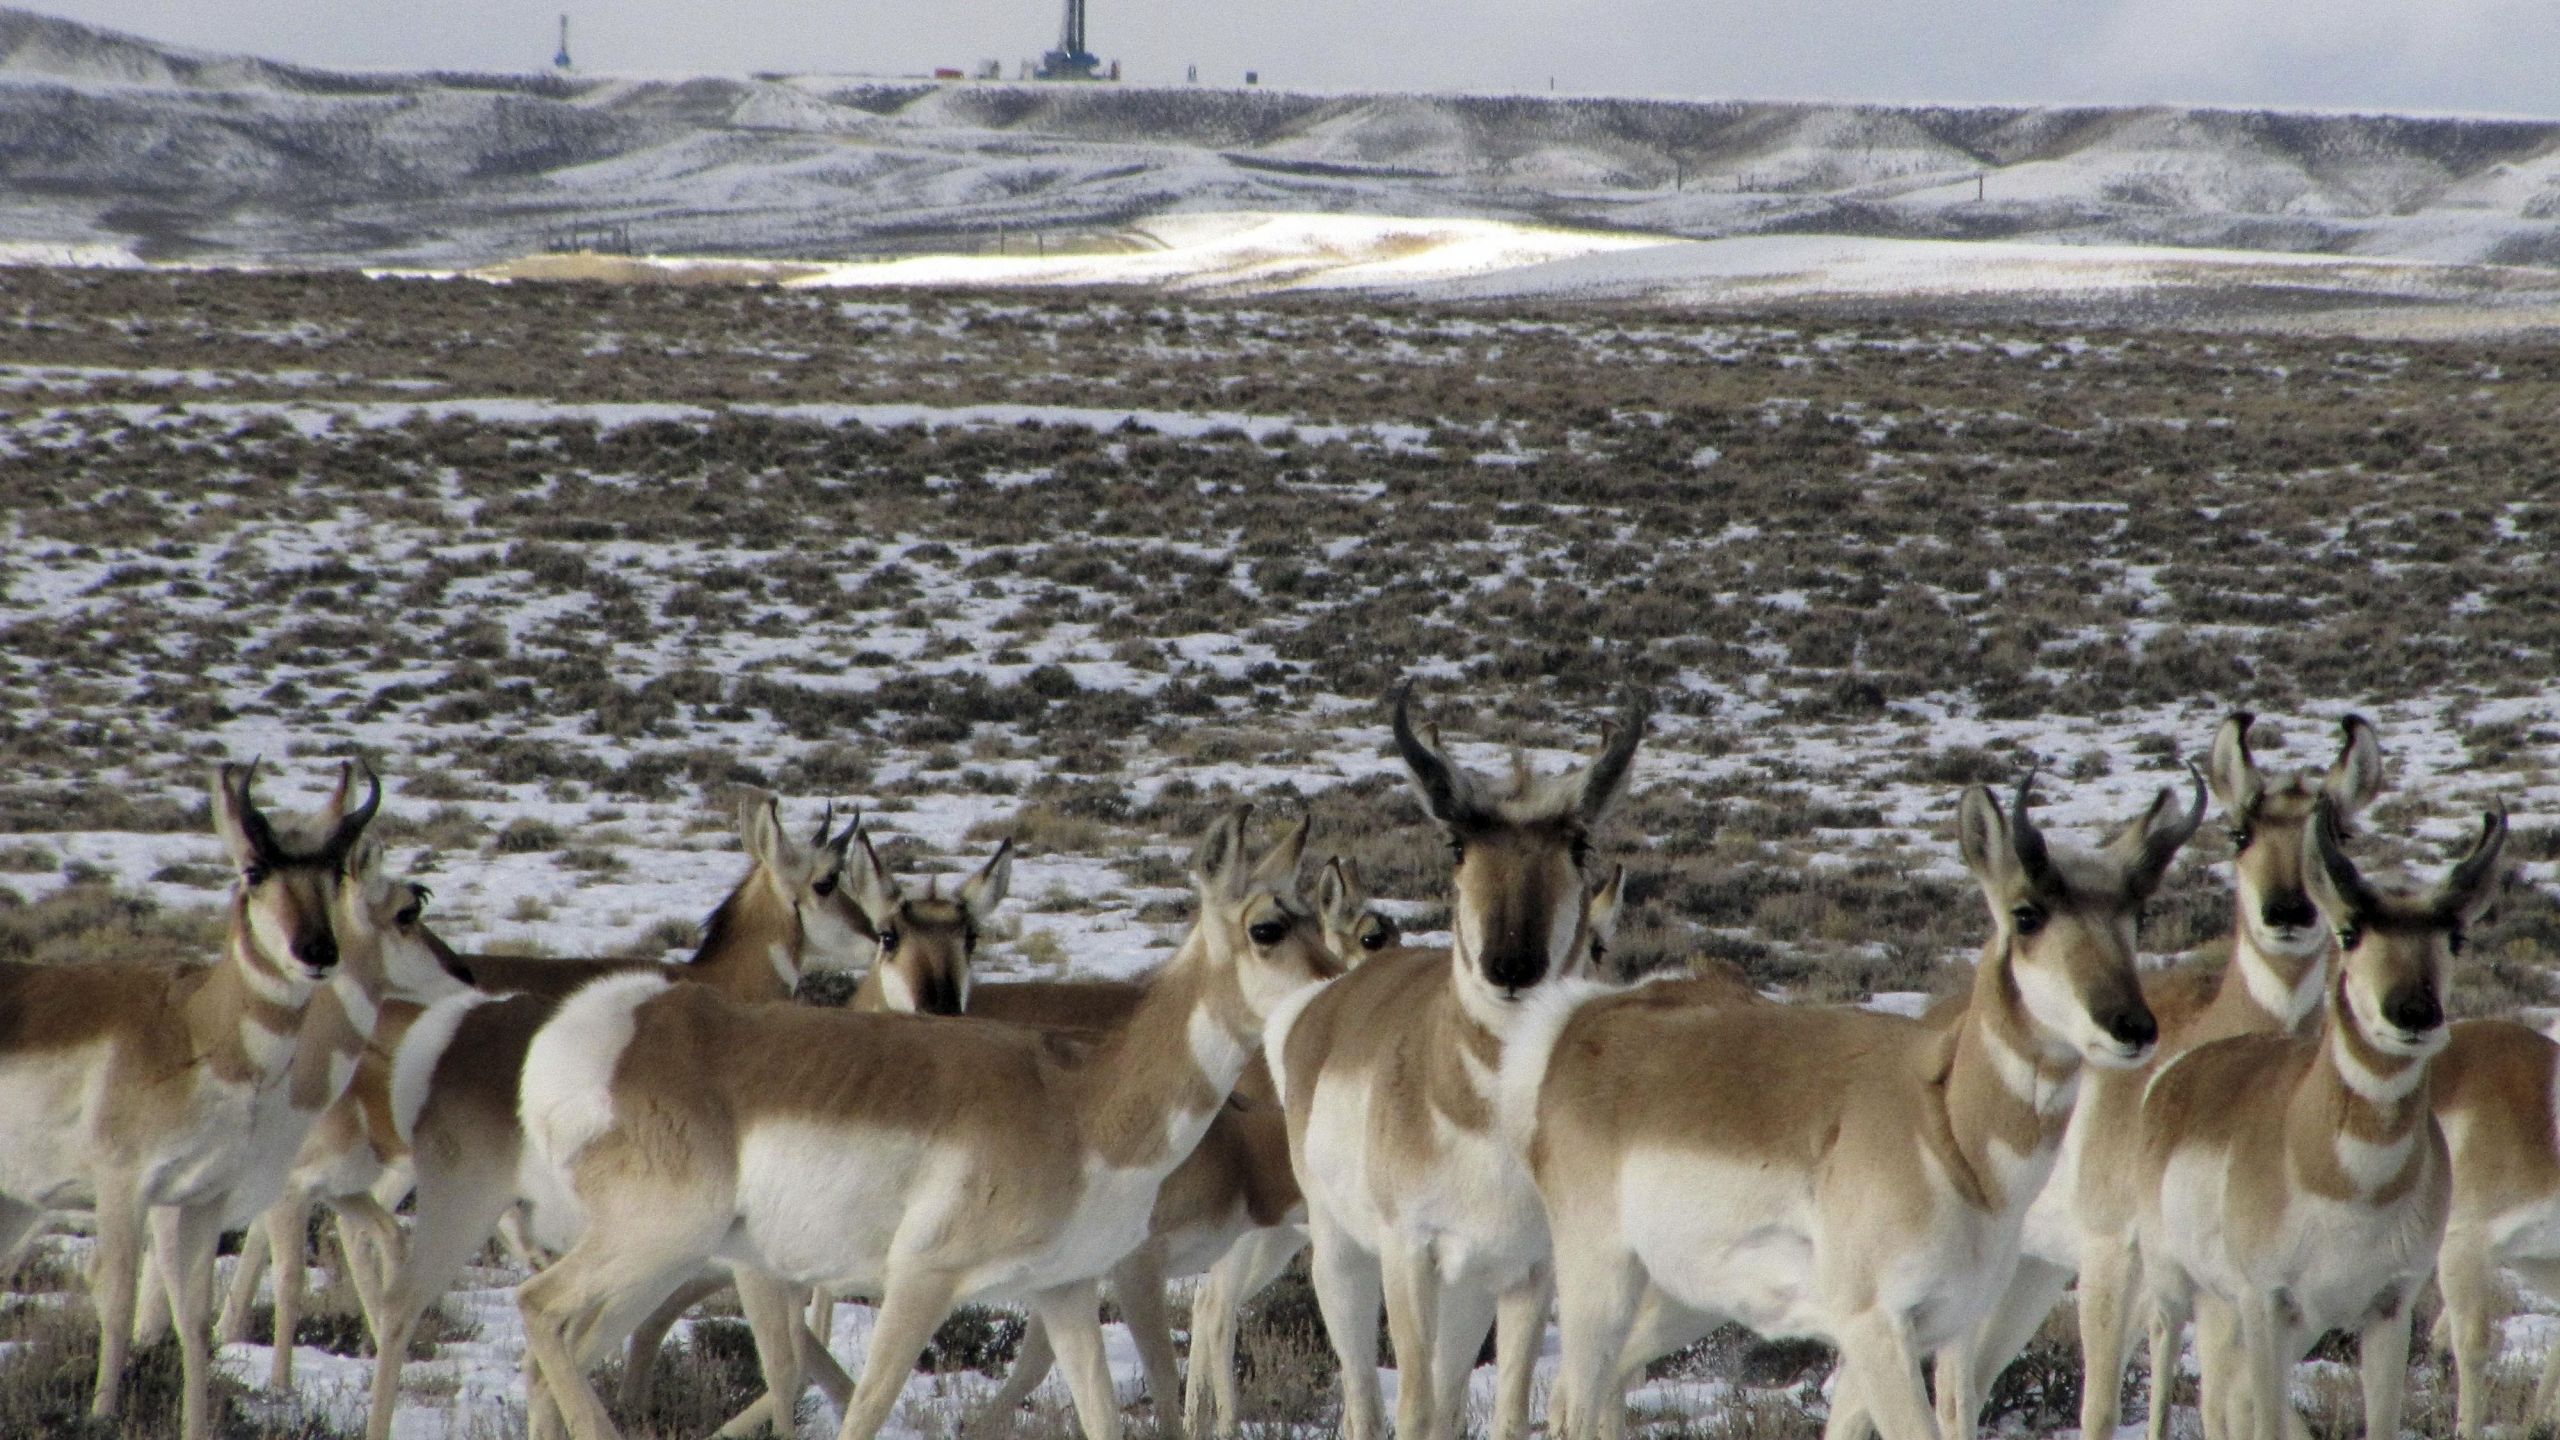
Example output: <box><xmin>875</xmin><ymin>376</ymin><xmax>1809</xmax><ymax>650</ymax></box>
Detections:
<box><xmin>34</xmin><ymin>0</ymin><xmax>2560</xmax><ymax>118</ymax></box>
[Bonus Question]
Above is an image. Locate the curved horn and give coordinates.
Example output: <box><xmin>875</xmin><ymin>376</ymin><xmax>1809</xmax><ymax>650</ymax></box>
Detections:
<box><xmin>2124</xmin><ymin>764</ymin><xmax>2209</xmax><ymax>898</ymax></box>
<box><xmin>320</xmin><ymin>760</ymin><xmax>383</xmax><ymax>864</ymax></box>
<box><xmin>2308</xmin><ymin>793</ymin><xmax>2382</xmax><ymax>928</ymax></box>
<box><xmin>1391</xmin><ymin>682</ymin><xmax>1470</xmax><ymax>826</ymax></box>
<box><xmin>225</xmin><ymin>757</ymin><xmax>288</xmax><ymax>868</ymax></box>
<box><xmin>1576</xmin><ymin>688</ymin><xmax>1653</xmax><ymax>826</ymax></box>
<box><xmin>826</xmin><ymin>809</ymin><xmax>863</xmax><ymax>855</ymax></box>
<box><xmin>2007</xmin><ymin>770</ymin><xmax>2054</xmax><ymax>888</ymax></box>
<box><xmin>811</xmin><ymin>800</ymin><xmax>836</xmax><ymax>849</ymax></box>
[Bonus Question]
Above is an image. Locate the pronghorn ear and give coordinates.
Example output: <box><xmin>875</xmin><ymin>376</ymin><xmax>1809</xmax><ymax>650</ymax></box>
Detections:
<box><xmin>1191</xmin><ymin>804</ymin><xmax>1253</xmax><ymax>901</ymax></box>
<box><xmin>1315</xmin><ymin>857</ymin><xmax>1352</xmax><ymax>927</ymax></box>
<box><xmin>212</xmin><ymin>760</ymin><xmax>284</xmax><ymax>874</ymax></box>
<box><xmin>2438</xmin><ymin>803</ymin><xmax>2509</xmax><ymax>930</ymax></box>
<box><xmin>736</xmin><ymin>790</ymin><xmax>789</xmax><ymax>870</ymax></box>
<box><xmin>848</xmin><ymin>830</ymin><xmax>901</xmax><ymax>929</ymax></box>
<box><xmin>2108</xmin><ymin>765</ymin><xmax>2207</xmax><ymax>901</ymax></box>
<box><xmin>1246</xmin><ymin>815</ymin><xmax>1311</xmax><ymax>897</ymax></box>
<box><xmin>1585</xmin><ymin>864</ymin><xmax>1628</xmax><ymax>956</ymax></box>
<box><xmin>2323</xmin><ymin>714</ymin><xmax>2384</xmax><ymax>821</ymax></box>
<box><xmin>343</xmin><ymin>833</ymin><xmax>384</xmax><ymax>889</ymax></box>
<box><xmin>1573</xmin><ymin>689</ymin><xmax>1652</xmax><ymax>827</ymax></box>
<box><xmin>315</xmin><ymin>759</ymin><xmax>357</xmax><ymax>831</ymax></box>
<box><xmin>2205</xmin><ymin>712</ymin><xmax>2261</xmax><ymax>819</ymax></box>
<box><xmin>1956</xmin><ymin>784</ymin><xmax>2016</xmax><ymax>893</ymax></box>
<box><xmin>959</xmin><ymin>838</ymin><xmax>1013</xmax><ymax>926</ymax></box>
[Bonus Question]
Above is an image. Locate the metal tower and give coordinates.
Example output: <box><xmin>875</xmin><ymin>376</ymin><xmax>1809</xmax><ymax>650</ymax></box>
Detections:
<box><xmin>1035</xmin><ymin>0</ymin><xmax>1101</xmax><ymax>79</ymax></box>
<box><xmin>553</xmin><ymin>13</ymin><xmax>571</xmax><ymax>69</ymax></box>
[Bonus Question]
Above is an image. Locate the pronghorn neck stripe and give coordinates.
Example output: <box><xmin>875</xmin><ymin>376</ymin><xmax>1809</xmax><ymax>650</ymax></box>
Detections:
<box><xmin>2328</xmin><ymin>1007</ymin><xmax>2427</xmax><ymax>1106</ymax></box>
<box><xmin>689</xmin><ymin>871</ymin><xmax>805</xmax><ymax>999</ymax></box>
<box><xmin>230</xmin><ymin>924</ymin><xmax>302</xmax><ymax>1008</ymax></box>
<box><xmin>2233</xmin><ymin>930</ymin><xmax>2327</xmax><ymax>1033</ymax></box>
<box><xmin>1078</xmin><ymin>930</ymin><xmax>1250</xmax><ymax>1169</ymax></box>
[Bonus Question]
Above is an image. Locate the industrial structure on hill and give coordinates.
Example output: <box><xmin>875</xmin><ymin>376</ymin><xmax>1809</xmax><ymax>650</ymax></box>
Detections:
<box><xmin>1036</xmin><ymin>0</ymin><xmax>1109</xmax><ymax>80</ymax></box>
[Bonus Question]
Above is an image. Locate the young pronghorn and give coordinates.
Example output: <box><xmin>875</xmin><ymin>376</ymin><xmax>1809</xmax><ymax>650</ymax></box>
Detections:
<box><xmin>213</xmin><ymin>846</ymin><xmax>476</xmax><ymax>1389</ymax></box>
<box><xmin>2136</xmin><ymin>797</ymin><xmax>2506</xmax><ymax>1440</ymax></box>
<box><xmin>511</xmin><ymin>806</ymin><xmax>1340</xmax><ymax>1440</ymax></box>
<box><xmin>1267</xmin><ymin>686</ymin><xmax>1648</xmax><ymax>1440</ymax></box>
<box><xmin>0</xmin><ymin>761</ymin><xmax>381</xmax><ymax>1440</ymax></box>
<box><xmin>1937</xmin><ymin>713</ymin><xmax>2384</xmax><ymax>1439</ymax></box>
<box><xmin>359</xmin><ymin>793</ymin><xmax>870</xmax><ymax>1440</ymax></box>
<box><xmin>2428</xmin><ymin>1017</ymin><xmax>2560</xmax><ymax>1438</ymax></box>
<box><xmin>963</xmin><ymin>853</ymin><xmax>1411</xmax><ymax>1440</ymax></box>
<box><xmin>1509</xmin><ymin>771</ymin><xmax>2198</xmax><ymax>1440</ymax></box>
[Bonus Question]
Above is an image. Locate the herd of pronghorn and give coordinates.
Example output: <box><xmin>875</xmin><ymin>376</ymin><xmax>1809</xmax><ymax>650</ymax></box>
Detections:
<box><xmin>0</xmin><ymin>686</ymin><xmax>2545</xmax><ymax>1440</ymax></box>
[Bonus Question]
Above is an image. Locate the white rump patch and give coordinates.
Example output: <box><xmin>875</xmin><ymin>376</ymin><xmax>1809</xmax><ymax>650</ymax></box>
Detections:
<box><xmin>520</xmin><ymin>972</ymin><xmax>671</xmax><ymax>1172</ymax></box>
<box><xmin>391</xmin><ymin>990</ymin><xmax>497</xmax><ymax>1145</ymax></box>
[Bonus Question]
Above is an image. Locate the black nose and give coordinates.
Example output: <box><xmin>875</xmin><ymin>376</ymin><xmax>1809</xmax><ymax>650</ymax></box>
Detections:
<box><xmin>919</xmin><ymin>973</ymin><xmax>963</xmax><ymax>1017</ymax></box>
<box><xmin>1483</xmin><ymin>951</ymin><xmax>1545</xmax><ymax>993</ymax></box>
<box><xmin>2106</xmin><ymin>1005</ymin><xmax>2158</xmax><ymax>1051</ymax></box>
<box><xmin>295</xmin><ymin>933</ymin><xmax>339</xmax><ymax>972</ymax></box>
<box><xmin>2385</xmin><ymin>985</ymin><xmax>2442</xmax><ymax>1035</ymax></box>
<box><xmin>2262</xmin><ymin>893</ymin><xmax>2317</xmax><ymax>930</ymax></box>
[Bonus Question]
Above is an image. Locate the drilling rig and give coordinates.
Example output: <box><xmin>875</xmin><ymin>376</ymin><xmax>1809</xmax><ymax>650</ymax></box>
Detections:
<box><xmin>1034</xmin><ymin>0</ymin><xmax>1103</xmax><ymax>79</ymax></box>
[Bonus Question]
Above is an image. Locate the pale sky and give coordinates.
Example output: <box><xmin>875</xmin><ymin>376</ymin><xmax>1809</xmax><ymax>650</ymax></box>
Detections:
<box><xmin>31</xmin><ymin>0</ymin><xmax>2560</xmax><ymax>118</ymax></box>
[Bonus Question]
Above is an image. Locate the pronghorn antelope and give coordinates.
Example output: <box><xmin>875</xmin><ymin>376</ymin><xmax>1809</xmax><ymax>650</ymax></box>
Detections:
<box><xmin>1937</xmin><ymin>713</ymin><xmax>2384</xmax><ymax>1439</ymax></box>
<box><xmin>211</xmin><ymin>840</ymin><xmax>476</xmax><ymax>1390</ymax></box>
<box><xmin>1510</xmin><ymin>771</ymin><xmax>2199</xmax><ymax>1440</ymax></box>
<box><xmin>964</xmin><ymin>852</ymin><xmax>1407</xmax><ymax>1440</ymax></box>
<box><xmin>2428</xmin><ymin>1017</ymin><xmax>2560</xmax><ymax>1438</ymax></box>
<box><xmin>1266</xmin><ymin>686</ymin><xmax>1647</xmax><ymax>1440</ymax></box>
<box><xmin>511</xmin><ymin>806</ymin><xmax>1339</xmax><ymax>1440</ymax></box>
<box><xmin>2136</xmin><ymin>797</ymin><xmax>2507</xmax><ymax>1440</ymax></box>
<box><xmin>0</xmin><ymin>761</ymin><xmax>381</xmax><ymax>1440</ymax></box>
<box><xmin>359</xmin><ymin>793</ymin><xmax>867</xmax><ymax>1440</ymax></box>
<box><xmin>612</xmin><ymin>828</ymin><xmax>1016</xmax><ymax>1418</ymax></box>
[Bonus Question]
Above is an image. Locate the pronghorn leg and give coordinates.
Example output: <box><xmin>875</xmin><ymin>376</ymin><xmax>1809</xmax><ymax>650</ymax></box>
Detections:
<box><xmin>2520</xmin><ymin>1260</ymin><xmax>2560</xmax><ymax>1428</ymax></box>
<box><xmin>520</xmin><ymin>1237</ymin><xmax>709</xmax><ymax>1440</ymax></box>
<box><xmin>1582</xmin><ymin>1282</ymin><xmax>1716</xmax><ymax>1440</ymax></box>
<box><xmin>498</xmin><ymin>1200</ymin><xmax>550</xmax><ymax>1270</ymax></box>
<box><xmin>1378</xmin><ymin>1236</ymin><xmax>1443</xmax><ymax>1440</ymax></box>
<box><xmin>1184</xmin><ymin>1228</ymin><xmax>1303</xmax><ymax>1440</ymax></box>
<box><xmin>2357</xmin><ymin>1288</ymin><xmax>2417</xmax><ymax>1440</ymax></box>
<box><xmin>2439</xmin><ymin>1233</ymin><xmax>2497</xmax><ymax>1440</ymax></box>
<box><xmin>0</xmin><ymin>1195</ymin><xmax>40</xmax><ymax>1272</ymax></box>
<box><xmin>150</xmin><ymin>1202</ymin><xmax>223</xmax><ymax>1440</ymax></box>
<box><xmin>2077</xmin><ymin>1240</ymin><xmax>2145</xmax><ymax>1440</ymax></box>
<box><xmin>1307</xmin><ymin>1209</ymin><xmax>1386</xmax><ymax>1440</ymax></box>
<box><xmin>364</xmin><ymin>1159</ymin><xmax>518</xmax><ymax>1440</ymax></box>
<box><xmin>1428</xmin><ymin>1279</ymin><xmax>1497</xmax><ymax>1440</ymax></box>
<box><xmin>2192</xmin><ymin>1294</ymin><xmax>2238</xmax><ymax>1440</ymax></box>
<box><xmin>834</xmin><ymin>1267</ymin><xmax>962</xmax><ymax>1440</ymax></box>
<box><xmin>265</xmin><ymin>1195</ymin><xmax>314</xmax><ymax>1389</ymax></box>
<box><xmin>1111</xmin><ymin>1245</ymin><xmax>1185</xmax><ymax>1432</ymax></box>
<box><xmin>87</xmin><ymin>1176</ymin><xmax>145</xmax><ymax>1421</ymax></box>
<box><xmin>1551</xmin><ymin>1249</ymin><xmax>1646</xmax><ymax>1440</ymax></box>
<box><xmin>2147</xmin><ymin>1289</ymin><xmax>2190</xmax><ymax>1440</ymax></box>
<box><xmin>215</xmin><ymin>1206</ymin><xmax>273</xmax><ymax>1347</ymax></box>
<box><xmin>1937</xmin><ymin>1253</ymin><xmax>2068</xmax><ymax>1440</ymax></box>
<box><xmin>715</xmin><ymin>1268</ymin><xmax>822</xmax><ymax>1439</ymax></box>
<box><xmin>1033</xmin><ymin>1281</ymin><xmax>1123</xmax><ymax>1440</ymax></box>
<box><xmin>1829</xmin><ymin>1311</ymin><xmax>1935</xmax><ymax>1440</ymax></box>
<box><xmin>1489</xmin><ymin>1269</ymin><xmax>1551</xmax><ymax>1440</ymax></box>
<box><xmin>980</xmin><ymin>1313</ymin><xmax>1058</xmax><ymax>1424</ymax></box>
<box><xmin>333</xmin><ymin>1193</ymin><xmax>403</xmax><ymax>1339</ymax></box>
<box><xmin>1822</xmin><ymin>1366</ymin><xmax>1871</xmax><ymax>1440</ymax></box>
<box><xmin>133</xmin><ymin>1228</ymin><xmax>172</xmax><ymax>1348</ymax></box>
<box><xmin>617</xmin><ymin>1271</ymin><xmax>730</xmax><ymax>1413</ymax></box>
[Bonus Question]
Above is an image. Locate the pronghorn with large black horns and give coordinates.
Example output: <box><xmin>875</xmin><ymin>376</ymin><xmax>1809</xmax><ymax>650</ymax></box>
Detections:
<box><xmin>0</xmin><ymin>760</ymin><xmax>382</xmax><ymax>1440</ymax></box>
<box><xmin>1509</xmin><ymin>768</ymin><xmax>2199</xmax><ymax>1440</ymax></box>
<box><xmin>360</xmin><ymin>793</ymin><xmax>868</xmax><ymax>1440</ymax></box>
<box><xmin>511</xmin><ymin>805</ymin><xmax>1340</xmax><ymax>1440</ymax></box>
<box><xmin>2136</xmin><ymin>796</ymin><xmax>2507</xmax><ymax>1440</ymax></box>
<box><xmin>1266</xmin><ymin>684</ymin><xmax>1649</xmax><ymax>1440</ymax></box>
<box><xmin>1938</xmin><ymin>712</ymin><xmax>2385</xmax><ymax>1439</ymax></box>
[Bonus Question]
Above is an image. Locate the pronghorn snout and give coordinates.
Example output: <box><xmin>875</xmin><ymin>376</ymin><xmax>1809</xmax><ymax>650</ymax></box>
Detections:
<box><xmin>2103</xmin><ymin>1000</ymin><xmax>2159</xmax><ymax>1054</ymax></box>
<box><xmin>2384</xmin><ymin>981</ymin><xmax>2443</xmax><ymax>1037</ymax></box>
<box><xmin>915</xmin><ymin>970</ymin><xmax>964</xmax><ymax>1017</ymax></box>
<box><xmin>292</xmin><ymin>929</ymin><xmax>339</xmax><ymax>976</ymax></box>
<box><xmin>2261</xmin><ymin>891</ymin><xmax>2318</xmax><ymax>932</ymax></box>
<box><xmin>1482</xmin><ymin>945</ymin><xmax>1545</xmax><ymax>997</ymax></box>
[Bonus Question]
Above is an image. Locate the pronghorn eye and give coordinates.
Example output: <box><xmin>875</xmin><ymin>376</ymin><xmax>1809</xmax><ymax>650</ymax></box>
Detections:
<box><xmin>879</xmin><ymin>927</ymin><xmax>900</xmax><ymax>951</ymax></box>
<box><xmin>1446</xmin><ymin>836</ymin><xmax>1466</xmax><ymax>862</ymax></box>
<box><xmin>1569</xmin><ymin>834</ymin><xmax>1592</xmax><ymax>868</ymax></box>
<box><xmin>241</xmin><ymin>864</ymin><xmax>270</xmax><ymax>887</ymax></box>
<box><xmin>1248</xmin><ymin>919</ymin><xmax>1288</xmax><ymax>946</ymax></box>
<box><xmin>2011</xmin><ymin>904</ymin><xmax>2047</xmax><ymax>937</ymax></box>
<box><xmin>394</xmin><ymin>904</ymin><xmax>422</xmax><ymax>927</ymax></box>
<box><xmin>1361</xmin><ymin>928</ymin><xmax>1389</xmax><ymax>951</ymax></box>
<box><xmin>2337</xmin><ymin>925</ymin><xmax>2363</xmax><ymax>951</ymax></box>
<box><xmin>2226</xmin><ymin>825</ymin><xmax>2253</xmax><ymax>850</ymax></box>
<box><xmin>812</xmin><ymin>875</ymin><xmax>838</xmax><ymax>897</ymax></box>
